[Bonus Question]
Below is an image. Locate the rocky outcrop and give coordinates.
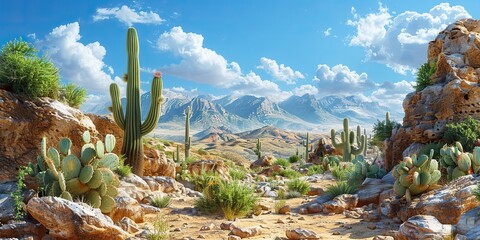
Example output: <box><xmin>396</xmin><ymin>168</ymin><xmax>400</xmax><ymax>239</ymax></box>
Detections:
<box><xmin>143</xmin><ymin>146</ymin><xmax>175</xmax><ymax>178</ymax></box>
<box><xmin>285</xmin><ymin>228</ymin><xmax>319</xmax><ymax>240</ymax></box>
<box><xmin>86</xmin><ymin>114</ymin><xmax>123</xmax><ymax>153</ymax></box>
<box><xmin>26</xmin><ymin>196</ymin><xmax>129</xmax><ymax>240</ymax></box>
<box><xmin>0</xmin><ymin>90</ymin><xmax>124</xmax><ymax>182</ymax></box>
<box><xmin>456</xmin><ymin>205</ymin><xmax>480</xmax><ymax>238</ymax></box>
<box><xmin>188</xmin><ymin>160</ymin><xmax>230</xmax><ymax>179</ymax></box>
<box><xmin>356</xmin><ymin>178</ymin><xmax>392</xmax><ymax>207</ymax></box>
<box><xmin>250</xmin><ymin>155</ymin><xmax>276</xmax><ymax>168</ymax></box>
<box><xmin>391</xmin><ymin>175</ymin><xmax>480</xmax><ymax>224</ymax></box>
<box><xmin>385</xmin><ymin>19</ymin><xmax>480</xmax><ymax>169</ymax></box>
<box><xmin>322</xmin><ymin>194</ymin><xmax>358</xmax><ymax>214</ymax></box>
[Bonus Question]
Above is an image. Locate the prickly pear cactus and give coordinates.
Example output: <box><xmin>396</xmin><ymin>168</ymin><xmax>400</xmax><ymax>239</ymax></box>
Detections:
<box><xmin>392</xmin><ymin>149</ymin><xmax>441</xmax><ymax>202</ymax></box>
<box><xmin>347</xmin><ymin>155</ymin><xmax>387</xmax><ymax>185</ymax></box>
<box><xmin>31</xmin><ymin>131</ymin><xmax>120</xmax><ymax>213</ymax></box>
<box><xmin>320</xmin><ymin>155</ymin><xmax>340</xmax><ymax>171</ymax></box>
<box><xmin>439</xmin><ymin>142</ymin><xmax>480</xmax><ymax>181</ymax></box>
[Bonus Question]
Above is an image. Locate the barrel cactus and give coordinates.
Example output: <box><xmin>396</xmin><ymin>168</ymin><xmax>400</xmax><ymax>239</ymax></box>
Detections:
<box><xmin>31</xmin><ymin>131</ymin><xmax>120</xmax><ymax>213</ymax></box>
<box><xmin>439</xmin><ymin>142</ymin><xmax>480</xmax><ymax>181</ymax></box>
<box><xmin>347</xmin><ymin>155</ymin><xmax>387</xmax><ymax>185</ymax></box>
<box><xmin>392</xmin><ymin>150</ymin><xmax>441</xmax><ymax>202</ymax></box>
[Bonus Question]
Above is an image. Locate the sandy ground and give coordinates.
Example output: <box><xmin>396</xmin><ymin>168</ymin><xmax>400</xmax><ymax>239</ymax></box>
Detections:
<box><xmin>139</xmin><ymin>179</ymin><xmax>400</xmax><ymax>240</ymax></box>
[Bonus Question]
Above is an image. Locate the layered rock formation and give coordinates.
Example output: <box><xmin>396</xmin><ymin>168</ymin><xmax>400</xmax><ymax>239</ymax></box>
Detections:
<box><xmin>386</xmin><ymin>19</ymin><xmax>480</xmax><ymax>169</ymax></box>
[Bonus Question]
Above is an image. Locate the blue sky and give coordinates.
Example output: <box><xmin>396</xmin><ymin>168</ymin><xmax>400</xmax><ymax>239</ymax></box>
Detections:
<box><xmin>1</xmin><ymin>1</ymin><xmax>479</xmax><ymax>112</ymax></box>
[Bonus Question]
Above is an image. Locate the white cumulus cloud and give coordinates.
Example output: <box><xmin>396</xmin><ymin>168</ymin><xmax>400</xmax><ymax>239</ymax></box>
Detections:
<box><xmin>323</xmin><ymin>27</ymin><xmax>332</xmax><ymax>37</ymax></box>
<box><xmin>156</xmin><ymin>26</ymin><xmax>288</xmax><ymax>101</ymax></box>
<box><xmin>292</xmin><ymin>84</ymin><xmax>319</xmax><ymax>96</ymax></box>
<box><xmin>93</xmin><ymin>5</ymin><xmax>165</xmax><ymax>26</ymax></box>
<box><xmin>37</xmin><ymin>22</ymin><xmax>125</xmax><ymax>110</ymax></box>
<box><xmin>348</xmin><ymin>3</ymin><xmax>470</xmax><ymax>74</ymax></box>
<box><xmin>313</xmin><ymin>64</ymin><xmax>376</xmax><ymax>96</ymax></box>
<box><xmin>256</xmin><ymin>57</ymin><xmax>304</xmax><ymax>84</ymax></box>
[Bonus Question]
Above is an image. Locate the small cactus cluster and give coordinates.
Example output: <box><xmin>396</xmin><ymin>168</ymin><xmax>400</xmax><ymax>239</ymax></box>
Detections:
<box><xmin>302</xmin><ymin>132</ymin><xmax>313</xmax><ymax>162</ymax></box>
<box><xmin>30</xmin><ymin>131</ymin><xmax>120</xmax><ymax>213</ymax></box>
<box><xmin>393</xmin><ymin>150</ymin><xmax>441</xmax><ymax>201</ymax></box>
<box><xmin>347</xmin><ymin>155</ymin><xmax>387</xmax><ymax>185</ymax></box>
<box><xmin>439</xmin><ymin>142</ymin><xmax>480</xmax><ymax>181</ymax></box>
<box><xmin>331</xmin><ymin>118</ymin><xmax>366</xmax><ymax>162</ymax></box>
<box><xmin>320</xmin><ymin>155</ymin><xmax>339</xmax><ymax>171</ymax></box>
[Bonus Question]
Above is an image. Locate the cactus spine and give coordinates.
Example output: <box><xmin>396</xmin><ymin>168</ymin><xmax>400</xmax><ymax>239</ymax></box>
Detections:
<box><xmin>254</xmin><ymin>138</ymin><xmax>262</xmax><ymax>160</ymax></box>
<box><xmin>109</xmin><ymin>27</ymin><xmax>163</xmax><ymax>176</ymax></box>
<box><xmin>302</xmin><ymin>133</ymin><xmax>313</xmax><ymax>161</ymax></box>
<box><xmin>184</xmin><ymin>105</ymin><xmax>192</xmax><ymax>160</ymax></box>
<box><xmin>330</xmin><ymin>118</ymin><xmax>366</xmax><ymax>162</ymax></box>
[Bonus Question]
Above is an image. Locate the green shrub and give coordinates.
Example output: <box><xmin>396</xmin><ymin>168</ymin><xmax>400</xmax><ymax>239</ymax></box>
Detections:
<box><xmin>195</xmin><ymin>180</ymin><xmax>258</xmax><ymax>220</ymax></box>
<box><xmin>474</xmin><ymin>182</ymin><xmax>480</xmax><ymax>202</ymax></box>
<box><xmin>274</xmin><ymin>199</ymin><xmax>287</xmax><ymax>213</ymax></box>
<box><xmin>288</xmin><ymin>155</ymin><xmax>300</xmax><ymax>163</ymax></box>
<box><xmin>114</xmin><ymin>155</ymin><xmax>132</xmax><ymax>177</ymax></box>
<box><xmin>230</xmin><ymin>167</ymin><xmax>248</xmax><ymax>181</ymax></box>
<box><xmin>188</xmin><ymin>170</ymin><xmax>220</xmax><ymax>192</ymax></box>
<box><xmin>372</xmin><ymin>119</ymin><xmax>401</xmax><ymax>147</ymax></box>
<box><xmin>274</xmin><ymin>158</ymin><xmax>291</xmax><ymax>168</ymax></box>
<box><xmin>307</xmin><ymin>165</ymin><xmax>324</xmax><ymax>176</ymax></box>
<box><xmin>331</xmin><ymin>164</ymin><xmax>354</xmax><ymax>181</ymax></box>
<box><xmin>277</xmin><ymin>188</ymin><xmax>287</xmax><ymax>200</ymax></box>
<box><xmin>0</xmin><ymin>38</ymin><xmax>59</xmax><ymax>98</ymax></box>
<box><xmin>151</xmin><ymin>196</ymin><xmax>171</xmax><ymax>208</ymax></box>
<box><xmin>443</xmin><ymin>117</ymin><xmax>480</xmax><ymax>152</ymax></box>
<box><xmin>286</xmin><ymin>191</ymin><xmax>302</xmax><ymax>199</ymax></box>
<box><xmin>197</xmin><ymin>148</ymin><xmax>208</xmax><ymax>155</ymax></box>
<box><xmin>58</xmin><ymin>83</ymin><xmax>86</xmax><ymax>108</ymax></box>
<box><xmin>286</xmin><ymin>178</ymin><xmax>310</xmax><ymax>195</ymax></box>
<box><xmin>11</xmin><ymin>166</ymin><xmax>32</xmax><ymax>220</ymax></box>
<box><xmin>415</xmin><ymin>61</ymin><xmax>436</xmax><ymax>92</ymax></box>
<box><xmin>277</xmin><ymin>168</ymin><xmax>301</xmax><ymax>179</ymax></box>
<box><xmin>147</xmin><ymin>214</ymin><xmax>169</xmax><ymax>240</ymax></box>
<box><xmin>325</xmin><ymin>181</ymin><xmax>358</xmax><ymax>200</ymax></box>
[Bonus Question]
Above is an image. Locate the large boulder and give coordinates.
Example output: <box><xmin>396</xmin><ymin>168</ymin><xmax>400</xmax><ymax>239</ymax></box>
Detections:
<box><xmin>395</xmin><ymin>175</ymin><xmax>480</xmax><ymax>224</ymax></box>
<box><xmin>385</xmin><ymin>19</ymin><xmax>480</xmax><ymax>169</ymax></box>
<box><xmin>143</xmin><ymin>146</ymin><xmax>175</xmax><ymax>178</ymax></box>
<box><xmin>356</xmin><ymin>178</ymin><xmax>392</xmax><ymax>207</ymax></box>
<box><xmin>396</xmin><ymin>215</ymin><xmax>454</xmax><ymax>240</ymax></box>
<box><xmin>0</xmin><ymin>90</ymin><xmax>123</xmax><ymax>182</ymax></box>
<box><xmin>456</xmin><ymin>205</ymin><xmax>480</xmax><ymax>238</ymax></box>
<box><xmin>188</xmin><ymin>160</ymin><xmax>230</xmax><ymax>179</ymax></box>
<box><xmin>26</xmin><ymin>197</ymin><xmax>129</xmax><ymax>240</ymax></box>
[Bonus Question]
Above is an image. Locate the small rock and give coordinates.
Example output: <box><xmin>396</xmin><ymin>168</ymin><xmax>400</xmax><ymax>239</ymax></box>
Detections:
<box><xmin>332</xmin><ymin>231</ymin><xmax>341</xmax><ymax>235</ymax></box>
<box><xmin>367</xmin><ymin>223</ymin><xmax>376</xmax><ymax>230</ymax></box>
<box><xmin>307</xmin><ymin>187</ymin><xmax>324</xmax><ymax>196</ymax></box>
<box><xmin>306</xmin><ymin>203</ymin><xmax>323</xmax><ymax>213</ymax></box>
<box><xmin>258</xmin><ymin>203</ymin><xmax>270</xmax><ymax>211</ymax></box>
<box><xmin>278</xmin><ymin>205</ymin><xmax>291</xmax><ymax>214</ymax></box>
<box><xmin>323</xmin><ymin>194</ymin><xmax>358</xmax><ymax>214</ymax></box>
<box><xmin>230</xmin><ymin>226</ymin><xmax>262</xmax><ymax>238</ymax></box>
<box><xmin>298</xmin><ymin>208</ymin><xmax>308</xmax><ymax>214</ymax></box>
<box><xmin>171</xmin><ymin>227</ymin><xmax>181</xmax><ymax>232</ymax></box>
<box><xmin>228</xmin><ymin>236</ymin><xmax>241</xmax><ymax>240</ymax></box>
<box><xmin>200</xmin><ymin>223</ymin><xmax>215</xmax><ymax>231</ymax></box>
<box><xmin>372</xmin><ymin>236</ymin><xmax>394</xmax><ymax>240</ymax></box>
<box><xmin>197</xmin><ymin>234</ymin><xmax>205</xmax><ymax>239</ymax></box>
<box><xmin>277</xmin><ymin>219</ymin><xmax>286</xmax><ymax>224</ymax></box>
<box><xmin>118</xmin><ymin>217</ymin><xmax>140</xmax><ymax>234</ymax></box>
<box><xmin>298</xmin><ymin>217</ymin><xmax>305</xmax><ymax>220</ymax></box>
<box><xmin>285</xmin><ymin>228</ymin><xmax>319</xmax><ymax>239</ymax></box>
<box><xmin>220</xmin><ymin>222</ymin><xmax>235</xmax><ymax>230</ymax></box>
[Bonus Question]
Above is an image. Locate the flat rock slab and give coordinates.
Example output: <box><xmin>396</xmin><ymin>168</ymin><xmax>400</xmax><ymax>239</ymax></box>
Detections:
<box><xmin>356</xmin><ymin>178</ymin><xmax>392</xmax><ymax>207</ymax></box>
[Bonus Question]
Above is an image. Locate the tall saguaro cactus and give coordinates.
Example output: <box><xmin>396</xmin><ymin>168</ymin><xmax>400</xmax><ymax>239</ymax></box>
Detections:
<box><xmin>109</xmin><ymin>27</ymin><xmax>163</xmax><ymax>176</ymax></box>
<box><xmin>302</xmin><ymin>132</ymin><xmax>313</xmax><ymax>162</ymax></box>
<box><xmin>254</xmin><ymin>138</ymin><xmax>262</xmax><ymax>160</ymax></box>
<box><xmin>331</xmin><ymin>118</ymin><xmax>366</xmax><ymax>162</ymax></box>
<box><xmin>356</xmin><ymin>126</ymin><xmax>368</xmax><ymax>156</ymax></box>
<box><xmin>184</xmin><ymin>105</ymin><xmax>192</xmax><ymax>160</ymax></box>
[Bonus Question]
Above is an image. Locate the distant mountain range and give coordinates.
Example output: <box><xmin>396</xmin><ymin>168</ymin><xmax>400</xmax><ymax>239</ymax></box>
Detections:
<box><xmin>91</xmin><ymin>90</ymin><xmax>403</xmax><ymax>135</ymax></box>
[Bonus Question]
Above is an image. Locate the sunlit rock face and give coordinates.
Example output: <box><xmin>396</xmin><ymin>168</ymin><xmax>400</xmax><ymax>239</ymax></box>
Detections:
<box><xmin>386</xmin><ymin>19</ymin><xmax>480</xmax><ymax>170</ymax></box>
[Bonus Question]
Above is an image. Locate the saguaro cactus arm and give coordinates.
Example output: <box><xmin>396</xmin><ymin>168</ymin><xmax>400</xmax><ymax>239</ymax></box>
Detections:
<box><xmin>141</xmin><ymin>72</ymin><xmax>163</xmax><ymax>135</ymax></box>
<box><xmin>109</xmin><ymin>84</ymin><xmax>125</xmax><ymax>130</ymax></box>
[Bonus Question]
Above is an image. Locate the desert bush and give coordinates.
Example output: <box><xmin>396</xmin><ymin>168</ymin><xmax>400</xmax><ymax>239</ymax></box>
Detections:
<box><xmin>274</xmin><ymin>199</ymin><xmax>287</xmax><ymax>213</ymax></box>
<box><xmin>195</xmin><ymin>180</ymin><xmax>258</xmax><ymax>220</ymax></box>
<box><xmin>11</xmin><ymin>166</ymin><xmax>32</xmax><ymax>219</ymax></box>
<box><xmin>286</xmin><ymin>178</ymin><xmax>310</xmax><ymax>195</ymax></box>
<box><xmin>58</xmin><ymin>83</ymin><xmax>86</xmax><ymax>109</ymax></box>
<box><xmin>331</xmin><ymin>164</ymin><xmax>354</xmax><ymax>181</ymax></box>
<box><xmin>372</xmin><ymin>119</ymin><xmax>401</xmax><ymax>147</ymax></box>
<box><xmin>443</xmin><ymin>117</ymin><xmax>480</xmax><ymax>152</ymax></box>
<box><xmin>188</xmin><ymin>170</ymin><xmax>220</xmax><ymax>192</ymax></box>
<box><xmin>151</xmin><ymin>195</ymin><xmax>171</xmax><ymax>208</ymax></box>
<box><xmin>325</xmin><ymin>181</ymin><xmax>357</xmax><ymax>200</ymax></box>
<box><xmin>289</xmin><ymin>155</ymin><xmax>300</xmax><ymax>163</ymax></box>
<box><xmin>274</xmin><ymin>158</ymin><xmax>291</xmax><ymax>168</ymax></box>
<box><xmin>277</xmin><ymin>168</ymin><xmax>302</xmax><ymax>179</ymax></box>
<box><xmin>197</xmin><ymin>148</ymin><xmax>208</xmax><ymax>155</ymax></box>
<box><xmin>277</xmin><ymin>188</ymin><xmax>287</xmax><ymax>199</ymax></box>
<box><xmin>114</xmin><ymin>155</ymin><xmax>132</xmax><ymax>177</ymax></box>
<box><xmin>147</xmin><ymin>214</ymin><xmax>169</xmax><ymax>240</ymax></box>
<box><xmin>307</xmin><ymin>165</ymin><xmax>324</xmax><ymax>176</ymax></box>
<box><xmin>230</xmin><ymin>167</ymin><xmax>248</xmax><ymax>181</ymax></box>
<box><xmin>286</xmin><ymin>191</ymin><xmax>302</xmax><ymax>199</ymax></box>
<box><xmin>0</xmin><ymin>38</ymin><xmax>59</xmax><ymax>98</ymax></box>
<box><xmin>415</xmin><ymin>61</ymin><xmax>436</xmax><ymax>92</ymax></box>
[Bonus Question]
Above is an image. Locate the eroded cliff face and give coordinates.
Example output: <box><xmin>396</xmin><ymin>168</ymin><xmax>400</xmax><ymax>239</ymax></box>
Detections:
<box><xmin>386</xmin><ymin>19</ymin><xmax>480</xmax><ymax>170</ymax></box>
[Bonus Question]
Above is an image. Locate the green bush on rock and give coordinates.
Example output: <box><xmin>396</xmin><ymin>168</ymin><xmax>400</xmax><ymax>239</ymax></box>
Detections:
<box><xmin>30</xmin><ymin>131</ymin><xmax>120</xmax><ymax>213</ymax></box>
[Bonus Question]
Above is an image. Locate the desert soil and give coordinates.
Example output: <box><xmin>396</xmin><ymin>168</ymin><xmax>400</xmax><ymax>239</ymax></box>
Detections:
<box><xmin>140</xmin><ymin>178</ymin><xmax>400</xmax><ymax>240</ymax></box>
